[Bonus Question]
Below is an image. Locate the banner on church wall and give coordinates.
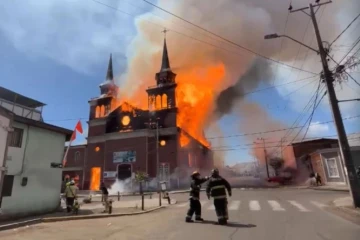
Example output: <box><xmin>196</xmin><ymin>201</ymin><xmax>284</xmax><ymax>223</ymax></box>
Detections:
<box><xmin>113</xmin><ymin>151</ymin><xmax>136</xmax><ymax>163</ymax></box>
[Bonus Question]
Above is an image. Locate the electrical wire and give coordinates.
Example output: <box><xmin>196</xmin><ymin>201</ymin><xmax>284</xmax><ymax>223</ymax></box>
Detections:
<box><xmin>300</xmin><ymin>84</ymin><xmax>325</xmax><ymax>142</ymax></box>
<box><xmin>136</xmin><ymin>0</ymin><xmax>317</xmax><ymax>75</ymax></box>
<box><xmin>338</xmin><ymin>35</ymin><xmax>360</xmax><ymax>64</ymax></box>
<box><xmin>268</xmin><ymin>82</ymin><xmax>323</xmax><ymax>155</ymax></box>
<box><xmin>273</xmin><ymin>89</ymin><xmax>327</xmax><ymax>156</ymax></box>
<box><xmin>329</xmin><ymin>12</ymin><xmax>360</xmax><ymax>48</ymax></box>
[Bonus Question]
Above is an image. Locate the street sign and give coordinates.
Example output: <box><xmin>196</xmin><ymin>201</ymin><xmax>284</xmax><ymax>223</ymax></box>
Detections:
<box><xmin>50</xmin><ymin>163</ymin><xmax>63</xmax><ymax>168</ymax></box>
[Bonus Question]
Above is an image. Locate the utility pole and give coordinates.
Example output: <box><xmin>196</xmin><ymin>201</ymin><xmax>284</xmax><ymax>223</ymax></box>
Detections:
<box><xmin>289</xmin><ymin>1</ymin><xmax>360</xmax><ymax>207</ymax></box>
<box><xmin>258</xmin><ymin>137</ymin><xmax>270</xmax><ymax>178</ymax></box>
<box><xmin>156</xmin><ymin>121</ymin><xmax>160</xmax><ymax>184</ymax></box>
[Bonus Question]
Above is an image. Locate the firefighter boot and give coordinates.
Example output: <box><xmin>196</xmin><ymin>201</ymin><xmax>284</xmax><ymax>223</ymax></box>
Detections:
<box><xmin>195</xmin><ymin>216</ymin><xmax>204</xmax><ymax>221</ymax></box>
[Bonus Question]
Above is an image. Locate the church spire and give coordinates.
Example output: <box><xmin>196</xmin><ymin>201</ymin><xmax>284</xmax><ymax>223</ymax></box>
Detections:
<box><xmin>160</xmin><ymin>29</ymin><xmax>171</xmax><ymax>72</ymax></box>
<box><xmin>106</xmin><ymin>54</ymin><xmax>114</xmax><ymax>81</ymax></box>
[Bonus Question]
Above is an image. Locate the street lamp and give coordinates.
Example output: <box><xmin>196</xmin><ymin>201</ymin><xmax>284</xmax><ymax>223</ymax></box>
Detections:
<box><xmin>264</xmin><ymin>33</ymin><xmax>320</xmax><ymax>54</ymax></box>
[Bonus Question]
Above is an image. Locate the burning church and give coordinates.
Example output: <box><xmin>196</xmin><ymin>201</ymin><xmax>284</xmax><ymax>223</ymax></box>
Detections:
<box><xmin>63</xmin><ymin>38</ymin><xmax>214</xmax><ymax>190</ymax></box>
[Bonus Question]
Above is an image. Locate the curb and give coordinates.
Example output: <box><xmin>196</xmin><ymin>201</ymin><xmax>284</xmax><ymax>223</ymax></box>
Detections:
<box><xmin>0</xmin><ymin>206</ymin><xmax>165</xmax><ymax>231</ymax></box>
<box><xmin>0</xmin><ymin>218</ymin><xmax>42</xmax><ymax>232</ymax></box>
<box><xmin>310</xmin><ymin>187</ymin><xmax>349</xmax><ymax>192</ymax></box>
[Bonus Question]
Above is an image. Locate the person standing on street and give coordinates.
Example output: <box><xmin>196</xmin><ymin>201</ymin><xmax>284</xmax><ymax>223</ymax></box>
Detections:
<box><xmin>101</xmin><ymin>182</ymin><xmax>110</xmax><ymax>213</ymax></box>
<box><xmin>206</xmin><ymin>168</ymin><xmax>232</xmax><ymax>225</ymax></box>
<box><xmin>185</xmin><ymin>171</ymin><xmax>209</xmax><ymax>223</ymax></box>
<box><xmin>64</xmin><ymin>180</ymin><xmax>78</xmax><ymax>213</ymax></box>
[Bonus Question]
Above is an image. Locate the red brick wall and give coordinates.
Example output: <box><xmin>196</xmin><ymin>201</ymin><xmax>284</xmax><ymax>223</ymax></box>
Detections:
<box><xmin>63</xmin><ymin>147</ymin><xmax>86</xmax><ymax>168</ymax></box>
<box><xmin>63</xmin><ymin>170</ymin><xmax>84</xmax><ymax>190</ymax></box>
<box><xmin>310</xmin><ymin>153</ymin><xmax>326</xmax><ymax>182</ymax></box>
<box><xmin>88</xmin><ymin>124</ymin><xmax>106</xmax><ymax>137</ymax></box>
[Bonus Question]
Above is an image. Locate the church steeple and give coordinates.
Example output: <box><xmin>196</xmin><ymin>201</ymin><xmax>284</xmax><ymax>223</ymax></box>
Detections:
<box><xmin>160</xmin><ymin>38</ymin><xmax>171</xmax><ymax>72</ymax></box>
<box><xmin>155</xmin><ymin>30</ymin><xmax>176</xmax><ymax>86</ymax></box>
<box><xmin>99</xmin><ymin>53</ymin><xmax>118</xmax><ymax>96</ymax></box>
<box><xmin>106</xmin><ymin>54</ymin><xmax>114</xmax><ymax>81</ymax></box>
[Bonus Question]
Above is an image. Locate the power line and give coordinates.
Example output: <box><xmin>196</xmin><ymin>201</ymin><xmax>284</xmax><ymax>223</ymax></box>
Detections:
<box><xmin>338</xmin><ymin>35</ymin><xmax>360</xmax><ymax>64</ymax></box>
<box><xmin>206</xmin><ymin>114</ymin><xmax>359</xmax><ymax>140</ymax></box>
<box><xmin>300</xmin><ymin>81</ymin><xmax>323</xmax><ymax>141</ymax></box>
<box><xmin>273</xmin><ymin>90</ymin><xmax>327</xmax><ymax>156</ymax></box>
<box><xmin>44</xmin><ymin>74</ymin><xmax>319</xmax><ymax>122</ymax></box>
<box><xmin>139</xmin><ymin>0</ymin><xmax>317</xmax><ymax>75</ymax></box>
<box><xmin>211</xmin><ymin>133</ymin><xmax>360</xmax><ymax>149</ymax></box>
<box><xmin>329</xmin><ymin>12</ymin><xmax>360</xmax><ymax>47</ymax></box>
<box><xmin>267</xmin><ymin>82</ymin><xmax>323</xmax><ymax>155</ymax></box>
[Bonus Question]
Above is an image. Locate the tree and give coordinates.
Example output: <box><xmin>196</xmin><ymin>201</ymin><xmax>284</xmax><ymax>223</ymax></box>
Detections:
<box><xmin>134</xmin><ymin>171</ymin><xmax>149</xmax><ymax>194</ymax></box>
<box><xmin>269</xmin><ymin>157</ymin><xmax>284</xmax><ymax>176</ymax></box>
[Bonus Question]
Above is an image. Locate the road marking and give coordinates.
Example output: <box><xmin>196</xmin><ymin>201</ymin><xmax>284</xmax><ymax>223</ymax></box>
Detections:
<box><xmin>228</xmin><ymin>200</ymin><xmax>241</xmax><ymax>210</ymax></box>
<box><xmin>310</xmin><ymin>201</ymin><xmax>326</xmax><ymax>208</ymax></box>
<box><xmin>268</xmin><ymin>200</ymin><xmax>285</xmax><ymax>211</ymax></box>
<box><xmin>249</xmin><ymin>200</ymin><xmax>261</xmax><ymax>211</ymax></box>
<box><xmin>288</xmin><ymin>201</ymin><xmax>310</xmax><ymax>212</ymax></box>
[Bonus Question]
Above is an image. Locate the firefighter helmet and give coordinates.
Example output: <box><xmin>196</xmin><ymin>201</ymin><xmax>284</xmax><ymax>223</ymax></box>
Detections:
<box><xmin>191</xmin><ymin>171</ymin><xmax>200</xmax><ymax>178</ymax></box>
<box><xmin>211</xmin><ymin>168</ymin><xmax>219</xmax><ymax>177</ymax></box>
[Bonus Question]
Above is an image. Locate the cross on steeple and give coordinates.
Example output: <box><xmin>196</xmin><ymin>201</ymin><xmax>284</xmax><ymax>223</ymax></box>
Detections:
<box><xmin>162</xmin><ymin>28</ymin><xmax>169</xmax><ymax>39</ymax></box>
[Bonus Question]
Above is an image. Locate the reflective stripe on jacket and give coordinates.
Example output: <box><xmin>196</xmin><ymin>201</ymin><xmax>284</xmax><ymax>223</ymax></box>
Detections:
<box><xmin>206</xmin><ymin>176</ymin><xmax>231</xmax><ymax>199</ymax></box>
<box><xmin>189</xmin><ymin>178</ymin><xmax>208</xmax><ymax>199</ymax></box>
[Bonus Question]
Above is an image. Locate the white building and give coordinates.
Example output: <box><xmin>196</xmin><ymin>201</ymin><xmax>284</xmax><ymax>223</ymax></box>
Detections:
<box><xmin>0</xmin><ymin>87</ymin><xmax>72</xmax><ymax>220</ymax></box>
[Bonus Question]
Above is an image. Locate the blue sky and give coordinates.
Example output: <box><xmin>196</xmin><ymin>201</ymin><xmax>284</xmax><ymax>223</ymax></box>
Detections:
<box><xmin>1</xmin><ymin>0</ymin><xmax>359</xmax><ymax>166</ymax></box>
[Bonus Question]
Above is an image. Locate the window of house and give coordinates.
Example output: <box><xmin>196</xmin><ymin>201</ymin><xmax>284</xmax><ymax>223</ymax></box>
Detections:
<box><xmin>326</xmin><ymin>158</ymin><xmax>340</xmax><ymax>178</ymax></box>
<box><xmin>9</xmin><ymin>127</ymin><xmax>23</xmax><ymax>148</ymax></box>
<box><xmin>75</xmin><ymin>151</ymin><xmax>80</xmax><ymax>162</ymax></box>
<box><xmin>1</xmin><ymin>175</ymin><xmax>14</xmax><ymax>197</ymax></box>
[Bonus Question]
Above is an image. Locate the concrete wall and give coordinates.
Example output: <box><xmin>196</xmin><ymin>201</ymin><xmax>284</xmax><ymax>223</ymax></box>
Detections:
<box><xmin>1</xmin><ymin>122</ymin><xmax>66</xmax><ymax>219</ymax></box>
<box><xmin>321</xmin><ymin>152</ymin><xmax>346</xmax><ymax>183</ymax></box>
<box><xmin>0</xmin><ymin>114</ymin><xmax>10</xmax><ymax>184</ymax></box>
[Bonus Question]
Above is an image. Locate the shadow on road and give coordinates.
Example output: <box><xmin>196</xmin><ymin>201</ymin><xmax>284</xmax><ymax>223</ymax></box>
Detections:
<box><xmin>198</xmin><ymin>220</ymin><xmax>256</xmax><ymax>228</ymax></box>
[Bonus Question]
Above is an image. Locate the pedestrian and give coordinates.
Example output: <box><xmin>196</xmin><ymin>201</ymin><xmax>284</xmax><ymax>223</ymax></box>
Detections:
<box><xmin>206</xmin><ymin>168</ymin><xmax>232</xmax><ymax>225</ymax></box>
<box><xmin>185</xmin><ymin>171</ymin><xmax>209</xmax><ymax>223</ymax></box>
<box><xmin>163</xmin><ymin>191</ymin><xmax>171</xmax><ymax>204</ymax></box>
<box><xmin>101</xmin><ymin>182</ymin><xmax>110</xmax><ymax>213</ymax></box>
<box><xmin>315</xmin><ymin>172</ymin><xmax>322</xmax><ymax>186</ymax></box>
<box><xmin>64</xmin><ymin>180</ymin><xmax>78</xmax><ymax>213</ymax></box>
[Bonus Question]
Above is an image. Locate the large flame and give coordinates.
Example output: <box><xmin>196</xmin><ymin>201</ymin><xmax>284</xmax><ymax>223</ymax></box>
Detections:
<box><xmin>176</xmin><ymin>63</ymin><xmax>226</xmax><ymax>147</ymax></box>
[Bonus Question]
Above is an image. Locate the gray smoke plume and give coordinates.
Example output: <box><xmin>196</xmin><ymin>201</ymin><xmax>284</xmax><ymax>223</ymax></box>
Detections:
<box><xmin>215</xmin><ymin>59</ymin><xmax>272</xmax><ymax>118</ymax></box>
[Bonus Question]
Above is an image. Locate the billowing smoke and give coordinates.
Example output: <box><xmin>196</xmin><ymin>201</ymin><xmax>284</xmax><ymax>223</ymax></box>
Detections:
<box><xmin>115</xmin><ymin>0</ymin><xmax>355</xmax><ymax>168</ymax></box>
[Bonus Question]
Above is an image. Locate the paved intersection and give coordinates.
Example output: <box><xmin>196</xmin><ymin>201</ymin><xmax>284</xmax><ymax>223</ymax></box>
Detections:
<box><xmin>0</xmin><ymin>189</ymin><xmax>358</xmax><ymax>240</ymax></box>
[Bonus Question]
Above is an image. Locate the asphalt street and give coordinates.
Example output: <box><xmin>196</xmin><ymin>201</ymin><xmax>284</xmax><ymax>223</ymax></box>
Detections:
<box><xmin>0</xmin><ymin>189</ymin><xmax>359</xmax><ymax>240</ymax></box>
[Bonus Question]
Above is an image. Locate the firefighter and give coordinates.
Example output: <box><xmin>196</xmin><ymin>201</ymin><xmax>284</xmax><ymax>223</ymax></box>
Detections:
<box><xmin>206</xmin><ymin>168</ymin><xmax>232</xmax><ymax>225</ymax></box>
<box><xmin>64</xmin><ymin>180</ymin><xmax>78</xmax><ymax>213</ymax></box>
<box><xmin>185</xmin><ymin>171</ymin><xmax>209</xmax><ymax>223</ymax></box>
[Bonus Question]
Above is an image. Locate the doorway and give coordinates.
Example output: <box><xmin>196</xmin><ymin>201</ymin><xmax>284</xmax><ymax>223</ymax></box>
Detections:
<box><xmin>90</xmin><ymin>167</ymin><xmax>101</xmax><ymax>190</ymax></box>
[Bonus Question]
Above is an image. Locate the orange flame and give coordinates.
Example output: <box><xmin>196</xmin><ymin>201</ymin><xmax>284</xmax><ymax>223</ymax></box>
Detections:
<box><xmin>113</xmin><ymin>63</ymin><xmax>226</xmax><ymax>148</ymax></box>
<box><xmin>176</xmin><ymin>63</ymin><xmax>226</xmax><ymax>147</ymax></box>
<box><xmin>90</xmin><ymin>167</ymin><xmax>101</xmax><ymax>191</ymax></box>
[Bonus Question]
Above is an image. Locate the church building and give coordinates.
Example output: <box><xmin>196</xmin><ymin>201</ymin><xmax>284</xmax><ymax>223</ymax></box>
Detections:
<box><xmin>63</xmin><ymin>38</ymin><xmax>214</xmax><ymax>190</ymax></box>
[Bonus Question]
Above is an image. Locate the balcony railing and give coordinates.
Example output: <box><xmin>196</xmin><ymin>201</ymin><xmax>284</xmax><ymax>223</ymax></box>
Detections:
<box><xmin>0</xmin><ymin>99</ymin><xmax>43</xmax><ymax>121</ymax></box>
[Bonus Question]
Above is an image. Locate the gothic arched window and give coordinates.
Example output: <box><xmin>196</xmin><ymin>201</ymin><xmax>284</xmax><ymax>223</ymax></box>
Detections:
<box><xmin>156</xmin><ymin>95</ymin><xmax>161</xmax><ymax>110</ymax></box>
<box><xmin>162</xmin><ymin>94</ymin><xmax>168</xmax><ymax>109</ymax></box>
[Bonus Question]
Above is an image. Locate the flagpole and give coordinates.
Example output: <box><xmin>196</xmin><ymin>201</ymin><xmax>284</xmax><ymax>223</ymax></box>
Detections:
<box><xmin>62</xmin><ymin>132</ymin><xmax>75</xmax><ymax>167</ymax></box>
<box><xmin>63</xmin><ymin>119</ymin><xmax>82</xmax><ymax>166</ymax></box>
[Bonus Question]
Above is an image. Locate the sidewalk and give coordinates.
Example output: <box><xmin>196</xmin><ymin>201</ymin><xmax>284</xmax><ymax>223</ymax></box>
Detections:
<box><xmin>328</xmin><ymin>196</ymin><xmax>360</xmax><ymax>225</ymax></box>
<box><xmin>309</xmin><ymin>185</ymin><xmax>349</xmax><ymax>192</ymax></box>
<box><xmin>0</xmin><ymin>198</ymin><xmax>175</xmax><ymax>231</ymax></box>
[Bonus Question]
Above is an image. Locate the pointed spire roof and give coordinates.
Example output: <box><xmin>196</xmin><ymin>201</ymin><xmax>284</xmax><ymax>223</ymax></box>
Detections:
<box><xmin>106</xmin><ymin>54</ymin><xmax>114</xmax><ymax>81</ymax></box>
<box><xmin>160</xmin><ymin>38</ymin><xmax>171</xmax><ymax>72</ymax></box>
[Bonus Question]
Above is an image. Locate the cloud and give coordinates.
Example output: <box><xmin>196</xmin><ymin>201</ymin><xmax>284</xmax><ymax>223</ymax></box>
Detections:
<box><xmin>0</xmin><ymin>0</ymin><xmax>138</xmax><ymax>74</ymax></box>
<box><xmin>307</xmin><ymin>122</ymin><xmax>330</xmax><ymax>137</ymax></box>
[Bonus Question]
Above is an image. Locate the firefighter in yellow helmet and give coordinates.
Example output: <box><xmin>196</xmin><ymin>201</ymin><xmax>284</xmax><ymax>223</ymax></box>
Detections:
<box><xmin>185</xmin><ymin>171</ymin><xmax>209</xmax><ymax>223</ymax></box>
